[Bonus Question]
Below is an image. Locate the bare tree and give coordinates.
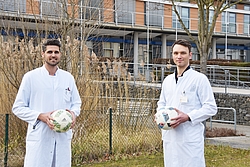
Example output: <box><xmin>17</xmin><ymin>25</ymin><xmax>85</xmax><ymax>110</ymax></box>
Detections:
<box><xmin>170</xmin><ymin>0</ymin><xmax>242</xmax><ymax>74</ymax></box>
<box><xmin>0</xmin><ymin>0</ymin><xmax>115</xmax><ymax>113</ymax></box>
<box><xmin>0</xmin><ymin>0</ymin><xmax>140</xmax><ymax>114</ymax></box>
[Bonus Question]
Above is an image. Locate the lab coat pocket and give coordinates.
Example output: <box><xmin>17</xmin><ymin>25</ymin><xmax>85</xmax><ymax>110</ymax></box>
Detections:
<box><xmin>67</xmin><ymin>129</ymin><xmax>73</xmax><ymax>140</ymax></box>
<box><xmin>183</xmin><ymin>122</ymin><xmax>204</xmax><ymax>143</ymax></box>
<box><xmin>27</xmin><ymin>124</ymin><xmax>42</xmax><ymax>141</ymax></box>
<box><xmin>59</xmin><ymin>130</ymin><xmax>73</xmax><ymax>141</ymax></box>
<box><xmin>64</xmin><ymin>92</ymin><xmax>72</xmax><ymax>103</ymax></box>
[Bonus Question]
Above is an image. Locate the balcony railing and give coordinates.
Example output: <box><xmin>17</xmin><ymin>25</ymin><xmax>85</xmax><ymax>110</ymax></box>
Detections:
<box><xmin>0</xmin><ymin>1</ymin><xmax>250</xmax><ymax>37</ymax></box>
<box><xmin>130</xmin><ymin>62</ymin><xmax>250</xmax><ymax>89</ymax></box>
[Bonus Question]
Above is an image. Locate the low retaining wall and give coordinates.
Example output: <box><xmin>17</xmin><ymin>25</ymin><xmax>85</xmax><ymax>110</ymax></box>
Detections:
<box><xmin>214</xmin><ymin>93</ymin><xmax>250</xmax><ymax>126</ymax></box>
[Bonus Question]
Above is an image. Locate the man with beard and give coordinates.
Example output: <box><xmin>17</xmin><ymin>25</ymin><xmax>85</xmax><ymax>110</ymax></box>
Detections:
<box><xmin>12</xmin><ymin>39</ymin><xmax>82</xmax><ymax>167</ymax></box>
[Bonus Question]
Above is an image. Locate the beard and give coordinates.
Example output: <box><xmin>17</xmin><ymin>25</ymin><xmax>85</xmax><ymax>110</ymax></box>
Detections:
<box><xmin>45</xmin><ymin>60</ymin><xmax>59</xmax><ymax>66</ymax></box>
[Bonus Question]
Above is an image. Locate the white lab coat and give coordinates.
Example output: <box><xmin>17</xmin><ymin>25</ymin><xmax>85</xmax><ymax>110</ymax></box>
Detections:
<box><xmin>157</xmin><ymin>68</ymin><xmax>217</xmax><ymax>167</ymax></box>
<box><xmin>12</xmin><ymin>65</ymin><xmax>82</xmax><ymax>167</ymax></box>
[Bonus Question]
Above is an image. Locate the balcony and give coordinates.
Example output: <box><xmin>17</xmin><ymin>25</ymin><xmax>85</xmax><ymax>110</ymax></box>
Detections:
<box><xmin>0</xmin><ymin>1</ymin><xmax>250</xmax><ymax>44</ymax></box>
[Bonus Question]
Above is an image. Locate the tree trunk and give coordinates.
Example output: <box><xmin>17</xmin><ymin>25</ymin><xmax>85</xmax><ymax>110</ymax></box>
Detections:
<box><xmin>199</xmin><ymin>51</ymin><xmax>208</xmax><ymax>75</ymax></box>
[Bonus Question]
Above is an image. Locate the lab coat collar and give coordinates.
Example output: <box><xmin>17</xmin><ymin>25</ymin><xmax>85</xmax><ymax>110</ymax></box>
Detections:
<box><xmin>42</xmin><ymin>65</ymin><xmax>59</xmax><ymax>76</ymax></box>
<box><xmin>175</xmin><ymin>65</ymin><xmax>191</xmax><ymax>83</ymax></box>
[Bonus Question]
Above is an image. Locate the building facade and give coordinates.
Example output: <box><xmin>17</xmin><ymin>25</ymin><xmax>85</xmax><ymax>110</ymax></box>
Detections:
<box><xmin>1</xmin><ymin>0</ymin><xmax>250</xmax><ymax>65</ymax></box>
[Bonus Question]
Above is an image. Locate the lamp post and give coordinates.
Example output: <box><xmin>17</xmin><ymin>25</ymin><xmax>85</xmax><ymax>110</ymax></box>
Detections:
<box><xmin>145</xmin><ymin>0</ymin><xmax>150</xmax><ymax>82</ymax></box>
<box><xmin>225</xmin><ymin>1</ymin><xmax>228</xmax><ymax>59</ymax></box>
<box><xmin>80</xmin><ymin>0</ymin><xmax>83</xmax><ymax>76</ymax></box>
<box><xmin>175</xmin><ymin>3</ymin><xmax>178</xmax><ymax>40</ymax></box>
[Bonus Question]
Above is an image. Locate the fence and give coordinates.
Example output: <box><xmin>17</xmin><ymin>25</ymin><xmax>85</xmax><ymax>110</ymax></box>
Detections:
<box><xmin>2</xmin><ymin>107</ymin><xmax>240</xmax><ymax>166</ymax></box>
<box><xmin>0</xmin><ymin>107</ymin><xmax>161</xmax><ymax>166</ymax></box>
<box><xmin>0</xmin><ymin>100</ymin><xmax>244</xmax><ymax>166</ymax></box>
<box><xmin>128</xmin><ymin>63</ymin><xmax>250</xmax><ymax>89</ymax></box>
<box><xmin>0</xmin><ymin>114</ymin><xmax>26</xmax><ymax>167</ymax></box>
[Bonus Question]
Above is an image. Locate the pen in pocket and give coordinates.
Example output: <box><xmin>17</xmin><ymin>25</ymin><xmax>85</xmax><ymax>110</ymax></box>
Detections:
<box><xmin>33</xmin><ymin>120</ymin><xmax>40</xmax><ymax>129</ymax></box>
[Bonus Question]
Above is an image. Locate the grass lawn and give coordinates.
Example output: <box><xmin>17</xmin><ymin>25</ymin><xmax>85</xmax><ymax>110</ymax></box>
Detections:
<box><xmin>78</xmin><ymin>145</ymin><xmax>250</xmax><ymax>167</ymax></box>
<box><xmin>77</xmin><ymin>152</ymin><xmax>164</xmax><ymax>167</ymax></box>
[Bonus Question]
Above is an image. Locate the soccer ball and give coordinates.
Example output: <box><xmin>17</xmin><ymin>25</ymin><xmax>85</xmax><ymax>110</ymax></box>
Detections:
<box><xmin>155</xmin><ymin>107</ymin><xmax>178</xmax><ymax>130</ymax></box>
<box><xmin>51</xmin><ymin>109</ymin><xmax>73</xmax><ymax>133</ymax></box>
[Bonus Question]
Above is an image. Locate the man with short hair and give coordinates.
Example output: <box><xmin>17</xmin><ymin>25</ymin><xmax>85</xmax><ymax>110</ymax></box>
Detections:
<box><xmin>156</xmin><ymin>39</ymin><xmax>217</xmax><ymax>167</ymax></box>
<box><xmin>12</xmin><ymin>39</ymin><xmax>82</xmax><ymax>167</ymax></box>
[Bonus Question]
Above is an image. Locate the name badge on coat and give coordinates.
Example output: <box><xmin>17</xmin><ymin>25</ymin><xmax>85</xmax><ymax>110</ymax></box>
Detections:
<box><xmin>180</xmin><ymin>91</ymin><xmax>188</xmax><ymax>103</ymax></box>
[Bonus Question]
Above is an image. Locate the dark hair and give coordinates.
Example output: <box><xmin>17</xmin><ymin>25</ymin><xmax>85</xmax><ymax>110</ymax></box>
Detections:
<box><xmin>171</xmin><ymin>39</ymin><xmax>192</xmax><ymax>53</ymax></box>
<box><xmin>42</xmin><ymin>39</ymin><xmax>61</xmax><ymax>52</ymax></box>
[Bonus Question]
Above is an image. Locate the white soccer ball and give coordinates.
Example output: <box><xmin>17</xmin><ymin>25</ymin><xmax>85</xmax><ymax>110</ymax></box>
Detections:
<box><xmin>155</xmin><ymin>107</ymin><xmax>178</xmax><ymax>130</ymax></box>
<box><xmin>51</xmin><ymin>109</ymin><xmax>73</xmax><ymax>133</ymax></box>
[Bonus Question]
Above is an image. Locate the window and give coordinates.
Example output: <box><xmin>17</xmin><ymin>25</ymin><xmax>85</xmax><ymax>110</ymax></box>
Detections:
<box><xmin>229</xmin><ymin>4</ymin><xmax>236</xmax><ymax>9</ymax></box>
<box><xmin>41</xmin><ymin>0</ymin><xmax>64</xmax><ymax>17</ymax></box>
<box><xmin>122</xmin><ymin>37</ymin><xmax>134</xmax><ymax>58</ymax></box>
<box><xmin>222</xmin><ymin>12</ymin><xmax>236</xmax><ymax>33</ymax></box>
<box><xmin>172</xmin><ymin>6</ymin><xmax>189</xmax><ymax>29</ymax></box>
<box><xmin>244</xmin><ymin>5</ymin><xmax>250</xmax><ymax>34</ymax></box>
<box><xmin>244</xmin><ymin>15</ymin><xmax>250</xmax><ymax>34</ymax></box>
<box><xmin>202</xmin><ymin>9</ymin><xmax>214</xmax><ymax>30</ymax></box>
<box><xmin>208</xmin><ymin>10</ymin><xmax>214</xmax><ymax>29</ymax></box>
<box><xmin>145</xmin><ymin>2</ymin><xmax>164</xmax><ymax>27</ymax></box>
<box><xmin>223</xmin><ymin>3</ymin><xmax>236</xmax><ymax>9</ymax></box>
<box><xmin>103</xmin><ymin>42</ymin><xmax>113</xmax><ymax>57</ymax></box>
<box><xmin>80</xmin><ymin>0</ymin><xmax>103</xmax><ymax>20</ymax></box>
<box><xmin>0</xmin><ymin>0</ymin><xmax>26</xmax><ymax>13</ymax></box>
<box><xmin>221</xmin><ymin>3</ymin><xmax>236</xmax><ymax>33</ymax></box>
<box><xmin>92</xmin><ymin>42</ymin><xmax>103</xmax><ymax>57</ymax></box>
<box><xmin>152</xmin><ymin>45</ymin><xmax>161</xmax><ymax>59</ymax></box>
<box><xmin>115</xmin><ymin>0</ymin><xmax>135</xmax><ymax>24</ymax></box>
<box><xmin>228</xmin><ymin>13</ymin><xmax>236</xmax><ymax>33</ymax></box>
<box><xmin>244</xmin><ymin>5</ymin><xmax>250</xmax><ymax>11</ymax></box>
<box><xmin>119</xmin><ymin>43</ymin><xmax>124</xmax><ymax>57</ymax></box>
<box><xmin>138</xmin><ymin>44</ymin><xmax>152</xmax><ymax>65</ymax></box>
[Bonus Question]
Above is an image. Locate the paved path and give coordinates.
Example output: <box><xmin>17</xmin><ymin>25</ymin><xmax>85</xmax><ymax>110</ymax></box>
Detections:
<box><xmin>206</xmin><ymin>122</ymin><xmax>250</xmax><ymax>150</ymax></box>
<box><xmin>207</xmin><ymin>87</ymin><xmax>250</xmax><ymax>150</ymax></box>
<box><xmin>206</xmin><ymin>136</ymin><xmax>250</xmax><ymax>150</ymax></box>
<box><xmin>212</xmin><ymin>87</ymin><xmax>250</xmax><ymax>95</ymax></box>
